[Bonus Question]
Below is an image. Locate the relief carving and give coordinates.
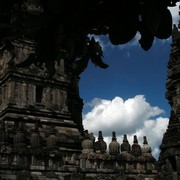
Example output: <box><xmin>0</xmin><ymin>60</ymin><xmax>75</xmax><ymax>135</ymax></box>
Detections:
<box><xmin>54</xmin><ymin>59</ymin><xmax>65</xmax><ymax>80</ymax></box>
<box><xmin>0</xmin><ymin>50</ymin><xmax>12</xmax><ymax>75</ymax></box>
<box><xmin>13</xmin><ymin>40</ymin><xmax>35</xmax><ymax>65</ymax></box>
<box><xmin>42</xmin><ymin>88</ymin><xmax>51</xmax><ymax>110</ymax></box>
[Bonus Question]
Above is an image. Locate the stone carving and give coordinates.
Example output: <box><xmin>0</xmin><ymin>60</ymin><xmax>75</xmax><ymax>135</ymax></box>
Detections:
<box><xmin>81</xmin><ymin>130</ymin><xmax>94</xmax><ymax>154</ymax></box>
<box><xmin>28</xmin><ymin>63</ymin><xmax>47</xmax><ymax>76</ymax></box>
<box><xmin>54</xmin><ymin>59</ymin><xmax>65</xmax><ymax>78</ymax></box>
<box><xmin>46</xmin><ymin>125</ymin><xmax>59</xmax><ymax>151</ymax></box>
<box><xmin>0</xmin><ymin>50</ymin><xmax>11</xmax><ymax>75</ymax></box>
<box><xmin>121</xmin><ymin>134</ymin><xmax>131</xmax><ymax>153</ymax></box>
<box><xmin>0</xmin><ymin>2</ymin><xmax>177</xmax><ymax>179</ymax></box>
<box><xmin>141</xmin><ymin>136</ymin><xmax>152</xmax><ymax>157</ymax></box>
<box><xmin>95</xmin><ymin>131</ymin><xmax>107</xmax><ymax>154</ymax></box>
<box><xmin>132</xmin><ymin>135</ymin><xmax>142</xmax><ymax>157</ymax></box>
<box><xmin>13</xmin><ymin>40</ymin><xmax>36</xmax><ymax>65</ymax></box>
<box><xmin>158</xmin><ymin>24</ymin><xmax>180</xmax><ymax>179</ymax></box>
<box><xmin>109</xmin><ymin>131</ymin><xmax>120</xmax><ymax>155</ymax></box>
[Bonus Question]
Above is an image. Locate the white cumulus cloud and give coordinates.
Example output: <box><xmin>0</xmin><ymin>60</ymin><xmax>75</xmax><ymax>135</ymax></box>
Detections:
<box><xmin>83</xmin><ymin>95</ymin><xmax>169</xmax><ymax>159</ymax></box>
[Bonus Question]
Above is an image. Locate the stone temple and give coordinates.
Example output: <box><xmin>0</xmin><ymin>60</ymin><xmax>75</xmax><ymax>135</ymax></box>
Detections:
<box><xmin>0</xmin><ymin>2</ymin><xmax>180</xmax><ymax>180</ymax></box>
<box><xmin>0</xmin><ymin>37</ymin><xmax>158</xmax><ymax>180</ymax></box>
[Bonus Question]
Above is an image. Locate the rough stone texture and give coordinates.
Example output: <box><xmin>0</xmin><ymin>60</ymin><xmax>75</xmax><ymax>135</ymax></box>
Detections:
<box><xmin>0</xmin><ymin>1</ymin><xmax>179</xmax><ymax>180</ymax></box>
<box><xmin>0</xmin><ymin>37</ymin><xmax>158</xmax><ymax>180</ymax></box>
<box><xmin>0</xmin><ymin>38</ymin><xmax>84</xmax><ymax>179</ymax></box>
<box><xmin>0</xmin><ymin>13</ymin><xmax>164</xmax><ymax>180</ymax></box>
<box><xmin>158</xmin><ymin>25</ymin><xmax>180</xmax><ymax>180</ymax></box>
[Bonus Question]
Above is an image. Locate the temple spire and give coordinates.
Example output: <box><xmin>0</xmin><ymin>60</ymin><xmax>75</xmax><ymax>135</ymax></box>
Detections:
<box><xmin>158</xmin><ymin>6</ymin><xmax>180</xmax><ymax>178</ymax></box>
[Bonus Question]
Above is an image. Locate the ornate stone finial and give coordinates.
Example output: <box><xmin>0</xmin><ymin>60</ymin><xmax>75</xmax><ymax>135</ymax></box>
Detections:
<box><xmin>95</xmin><ymin>131</ymin><xmax>107</xmax><ymax>153</ymax></box>
<box><xmin>121</xmin><ymin>134</ymin><xmax>131</xmax><ymax>152</ymax></box>
<box><xmin>84</xmin><ymin>130</ymin><xmax>89</xmax><ymax>138</ymax></box>
<box><xmin>143</xmin><ymin>136</ymin><xmax>148</xmax><ymax>145</ymax></box>
<box><xmin>109</xmin><ymin>131</ymin><xmax>120</xmax><ymax>155</ymax></box>
<box><xmin>81</xmin><ymin>130</ymin><xmax>93</xmax><ymax>154</ymax></box>
<box><xmin>173</xmin><ymin>24</ymin><xmax>178</xmax><ymax>31</ymax></box>
<box><xmin>133</xmin><ymin>135</ymin><xmax>138</xmax><ymax>144</ymax></box>
<box><xmin>123</xmin><ymin>134</ymin><xmax>128</xmax><ymax>142</ymax></box>
<box><xmin>98</xmin><ymin>131</ymin><xmax>103</xmax><ymax>140</ymax></box>
<box><xmin>89</xmin><ymin>133</ymin><xmax>95</xmax><ymax>143</ymax></box>
<box><xmin>132</xmin><ymin>135</ymin><xmax>142</xmax><ymax>157</ymax></box>
<box><xmin>112</xmin><ymin>131</ymin><xmax>116</xmax><ymax>141</ymax></box>
<box><xmin>142</xmin><ymin>136</ymin><xmax>152</xmax><ymax>154</ymax></box>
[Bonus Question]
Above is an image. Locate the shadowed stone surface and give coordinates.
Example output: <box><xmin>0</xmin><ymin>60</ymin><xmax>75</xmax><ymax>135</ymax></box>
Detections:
<box><xmin>0</xmin><ymin>1</ymin><xmax>179</xmax><ymax>179</ymax></box>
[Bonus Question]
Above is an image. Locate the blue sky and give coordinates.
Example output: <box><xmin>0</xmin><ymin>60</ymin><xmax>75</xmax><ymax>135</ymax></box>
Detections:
<box><xmin>80</xmin><ymin>36</ymin><xmax>171</xmax><ymax>116</ymax></box>
<box><xmin>79</xmin><ymin>4</ymin><xmax>179</xmax><ymax>159</ymax></box>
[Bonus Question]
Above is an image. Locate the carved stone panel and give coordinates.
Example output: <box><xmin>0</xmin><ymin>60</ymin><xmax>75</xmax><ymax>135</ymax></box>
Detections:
<box><xmin>0</xmin><ymin>50</ymin><xmax>12</xmax><ymax>76</ymax></box>
<box><xmin>13</xmin><ymin>40</ymin><xmax>35</xmax><ymax>65</ymax></box>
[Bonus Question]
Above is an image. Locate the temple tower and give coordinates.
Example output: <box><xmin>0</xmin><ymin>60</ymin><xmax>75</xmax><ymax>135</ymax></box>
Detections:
<box><xmin>158</xmin><ymin>20</ymin><xmax>180</xmax><ymax>179</ymax></box>
<box><xmin>0</xmin><ymin>38</ymin><xmax>84</xmax><ymax>180</ymax></box>
<box><xmin>0</xmin><ymin>1</ymin><xmax>173</xmax><ymax>179</ymax></box>
<box><xmin>0</xmin><ymin>38</ymin><xmax>83</xmax><ymax>146</ymax></box>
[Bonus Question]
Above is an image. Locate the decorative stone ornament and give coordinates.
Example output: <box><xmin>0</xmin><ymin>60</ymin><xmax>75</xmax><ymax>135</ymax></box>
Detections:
<box><xmin>121</xmin><ymin>134</ymin><xmax>131</xmax><ymax>153</ymax></box>
<box><xmin>142</xmin><ymin>136</ymin><xmax>151</xmax><ymax>154</ymax></box>
<box><xmin>132</xmin><ymin>135</ymin><xmax>142</xmax><ymax>157</ymax></box>
<box><xmin>95</xmin><ymin>131</ymin><xmax>107</xmax><ymax>153</ymax></box>
<box><xmin>109</xmin><ymin>131</ymin><xmax>120</xmax><ymax>155</ymax></box>
<box><xmin>81</xmin><ymin>130</ymin><xmax>93</xmax><ymax>154</ymax></box>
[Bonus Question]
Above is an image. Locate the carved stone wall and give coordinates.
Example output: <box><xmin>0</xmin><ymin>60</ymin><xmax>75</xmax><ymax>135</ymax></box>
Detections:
<box><xmin>0</xmin><ymin>125</ymin><xmax>158</xmax><ymax>179</ymax></box>
<box><xmin>0</xmin><ymin>1</ymin><xmax>178</xmax><ymax>179</ymax></box>
<box><xmin>158</xmin><ymin>25</ymin><xmax>180</xmax><ymax>180</ymax></box>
